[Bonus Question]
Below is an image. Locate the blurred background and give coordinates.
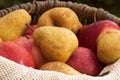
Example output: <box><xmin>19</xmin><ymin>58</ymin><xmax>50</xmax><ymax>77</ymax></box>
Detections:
<box><xmin>0</xmin><ymin>0</ymin><xmax>120</xmax><ymax>17</ymax></box>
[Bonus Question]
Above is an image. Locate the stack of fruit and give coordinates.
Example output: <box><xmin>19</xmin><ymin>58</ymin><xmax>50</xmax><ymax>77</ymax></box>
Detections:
<box><xmin>0</xmin><ymin>7</ymin><xmax>120</xmax><ymax>77</ymax></box>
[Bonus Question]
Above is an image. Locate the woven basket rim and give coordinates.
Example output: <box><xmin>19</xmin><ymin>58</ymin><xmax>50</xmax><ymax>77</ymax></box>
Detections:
<box><xmin>0</xmin><ymin>0</ymin><xmax>120</xmax><ymax>25</ymax></box>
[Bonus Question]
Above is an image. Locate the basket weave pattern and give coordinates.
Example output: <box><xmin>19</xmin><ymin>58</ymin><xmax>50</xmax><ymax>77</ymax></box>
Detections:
<box><xmin>0</xmin><ymin>0</ymin><xmax>120</xmax><ymax>25</ymax></box>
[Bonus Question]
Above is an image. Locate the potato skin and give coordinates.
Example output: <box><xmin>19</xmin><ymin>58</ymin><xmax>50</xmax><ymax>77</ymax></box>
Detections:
<box><xmin>97</xmin><ymin>29</ymin><xmax>120</xmax><ymax>64</ymax></box>
<box><xmin>37</xmin><ymin>7</ymin><xmax>82</xmax><ymax>33</ymax></box>
<box><xmin>33</xmin><ymin>26</ymin><xmax>78</xmax><ymax>62</ymax></box>
<box><xmin>0</xmin><ymin>9</ymin><xmax>31</xmax><ymax>41</ymax></box>
<box><xmin>40</xmin><ymin>61</ymin><xmax>81</xmax><ymax>75</ymax></box>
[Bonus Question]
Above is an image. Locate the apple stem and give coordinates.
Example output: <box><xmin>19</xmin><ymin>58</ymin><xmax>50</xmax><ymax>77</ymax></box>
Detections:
<box><xmin>25</xmin><ymin>35</ymin><xmax>30</xmax><ymax>39</ymax></box>
<box><xmin>94</xmin><ymin>11</ymin><xmax>97</xmax><ymax>23</ymax></box>
<box><xmin>26</xmin><ymin>24</ymin><xmax>34</xmax><ymax>32</ymax></box>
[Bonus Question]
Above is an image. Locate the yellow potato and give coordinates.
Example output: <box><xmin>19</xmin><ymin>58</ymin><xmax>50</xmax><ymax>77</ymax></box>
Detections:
<box><xmin>0</xmin><ymin>9</ymin><xmax>31</xmax><ymax>41</ymax></box>
<box><xmin>37</xmin><ymin>7</ymin><xmax>82</xmax><ymax>33</ymax></box>
<box><xmin>97</xmin><ymin>29</ymin><xmax>120</xmax><ymax>64</ymax></box>
<box><xmin>33</xmin><ymin>26</ymin><xmax>78</xmax><ymax>62</ymax></box>
<box><xmin>40</xmin><ymin>61</ymin><xmax>81</xmax><ymax>75</ymax></box>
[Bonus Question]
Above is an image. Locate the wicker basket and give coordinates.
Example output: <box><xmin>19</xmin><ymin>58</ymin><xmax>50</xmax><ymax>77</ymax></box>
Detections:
<box><xmin>0</xmin><ymin>0</ymin><xmax>120</xmax><ymax>80</ymax></box>
<box><xmin>0</xmin><ymin>0</ymin><xmax>120</xmax><ymax>25</ymax></box>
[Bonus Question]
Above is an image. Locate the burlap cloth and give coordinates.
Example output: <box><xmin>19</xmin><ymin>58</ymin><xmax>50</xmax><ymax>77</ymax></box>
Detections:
<box><xmin>0</xmin><ymin>56</ymin><xmax>120</xmax><ymax>80</ymax></box>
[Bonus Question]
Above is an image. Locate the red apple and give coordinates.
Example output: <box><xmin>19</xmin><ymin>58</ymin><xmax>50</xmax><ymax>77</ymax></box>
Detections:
<box><xmin>66</xmin><ymin>47</ymin><xmax>103</xmax><ymax>76</ymax></box>
<box><xmin>23</xmin><ymin>24</ymin><xmax>37</xmax><ymax>36</ymax></box>
<box><xmin>14</xmin><ymin>36</ymin><xmax>48</xmax><ymax>69</ymax></box>
<box><xmin>0</xmin><ymin>41</ymin><xmax>35</xmax><ymax>68</ymax></box>
<box><xmin>14</xmin><ymin>36</ymin><xmax>32</xmax><ymax>52</ymax></box>
<box><xmin>77</xmin><ymin>20</ymin><xmax>120</xmax><ymax>53</ymax></box>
